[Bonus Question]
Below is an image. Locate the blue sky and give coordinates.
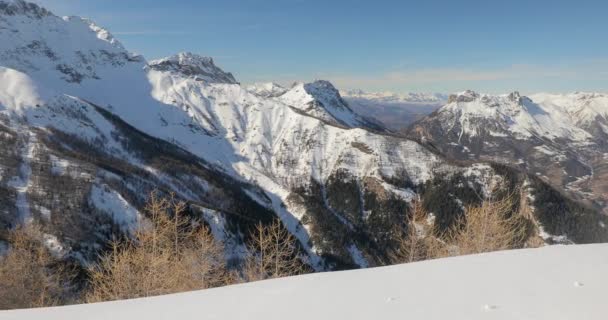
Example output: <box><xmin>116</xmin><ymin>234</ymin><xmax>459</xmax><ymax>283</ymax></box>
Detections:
<box><xmin>34</xmin><ymin>0</ymin><xmax>608</xmax><ymax>94</ymax></box>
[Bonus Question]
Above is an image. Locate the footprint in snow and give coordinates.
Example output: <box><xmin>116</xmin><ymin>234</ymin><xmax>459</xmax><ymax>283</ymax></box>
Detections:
<box><xmin>483</xmin><ymin>304</ymin><xmax>498</xmax><ymax>311</ymax></box>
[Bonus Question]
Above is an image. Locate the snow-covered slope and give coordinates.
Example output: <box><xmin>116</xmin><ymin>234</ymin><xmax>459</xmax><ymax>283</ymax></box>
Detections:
<box><xmin>4</xmin><ymin>244</ymin><xmax>608</xmax><ymax>320</ymax></box>
<box><xmin>531</xmin><ymin>92</ymin><xmax>608</xmax><ymax>126</ymax></box>
<box><xmin>530</xmin><ymin>92</ymin><xmax>608</xmax><ymax>144</ymax></box>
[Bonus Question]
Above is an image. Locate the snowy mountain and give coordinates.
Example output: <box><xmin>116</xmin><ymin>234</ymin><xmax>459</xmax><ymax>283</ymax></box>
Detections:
<box><xmin>149</xmin><ymin>53</ymin><xmax>238</xmax><ymax>84</ymax></box>
<box><xmin>341</xmin><ymin>89</ymin><xmax>446</xmax><ymax>130</ymax></box>
<box><xmin>247</xmin><ymin>81</ymin><xmax>387</xmax><ymax>130</ymax></box>
<box><xmin>276</xmin><ymin>81</ymin><xmax>387</xmax><ymax>131</ymax></box>
<box><xmin>409</xmin><ymin>90</ymin><xmax>608</xmax><ymax>214</ymax></box>
<box><xmin>0</xmin><ymin>0</ymin><xmax>606</xmax><ymax>272</ymax></box>
<box><xmin>4</xmin><ymin>244</ymin><xmax>608</xmax><ymax>320</ymax></box>
<box><xmin>530</xmin><ymin>92</ymin><xmax>608</xmax><ymax>145</ymax></box>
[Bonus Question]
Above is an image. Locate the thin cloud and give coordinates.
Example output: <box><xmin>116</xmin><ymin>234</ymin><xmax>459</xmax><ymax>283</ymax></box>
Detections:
<box><xmin>319</xmin><ymin>61</ymin><xmax>608</xmax><ymax>94</ymax></box>
<box><xmin>113</xmin><ymin>31</ymin><xmax>189</xmax><ymax>36</ymax></box>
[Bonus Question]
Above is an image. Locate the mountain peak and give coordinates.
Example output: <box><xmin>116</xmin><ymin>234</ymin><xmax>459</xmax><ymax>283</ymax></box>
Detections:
<box><xmin>447</xmin><ymin>90</ymin><xmax>480</xmax><ymax>103</ymax></box>
<box><xmin>284</xmin><ymin>80</ymin><xmax>349</xmax><ymax>113</ymax></box>
<box><xmin>303</xmin><ymin>80</ymin><xmax>340</xmax><ymax>96</ymax></box>
<box><xmin>172</xmin><ymin>52</ymin><xmax>215</xmax><ymax>66</ymax></box>
<box><xmin>0</xmin><ymin>0</ymin><xmax>51</xmax><ymax>19</ymax></box>
<box><xmin>279</xmin><ymin>79</ymin><xmax>379</xmax><ymax>129</ymax></box>
<box><xmin>149</xmin><ymin>52</ymin><xmax>238</xmax><ymax>84</ymax></box>
<box><xmin>508</xmin><ymin>91</ymin><xmax>521</xmax><ymax>102</ymax></box>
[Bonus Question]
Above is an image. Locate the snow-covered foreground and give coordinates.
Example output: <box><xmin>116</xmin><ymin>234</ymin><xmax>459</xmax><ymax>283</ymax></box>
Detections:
<box><xmin>3</xmin><ymin>244</ymin><xmax>607</xmax><ymax>320</ymax></box>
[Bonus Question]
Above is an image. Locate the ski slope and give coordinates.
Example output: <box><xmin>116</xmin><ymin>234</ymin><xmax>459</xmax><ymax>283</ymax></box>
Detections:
<box><xmin>3</xmin><ymin>244</ymin><xmax>607</xmax><ymax>320</ymax></box>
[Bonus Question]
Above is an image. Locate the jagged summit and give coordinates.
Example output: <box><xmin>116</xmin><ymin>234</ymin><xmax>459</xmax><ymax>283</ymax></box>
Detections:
<box><xmin>301</xmin><ymin>80</ymin><xmax>349</xmax><ymax>106</ymax></box>
<box><xmin>507</xmin><ymin>91</ymin><xmax>522</xmax><ymax>102</ymax></box>
<box><xmin>0</xmin><ymin>0</ymin><xmax>51</xmax><ymax>19</ymax></box>
<box><xmin>446</xmin><ymin>90</ymin><xmax>529</xmax><ymax>109</ymax></box>
<box><xmin>149</xmin><ymin>52</ymin><xmax>238</xmax><ymax>84</ymax></box>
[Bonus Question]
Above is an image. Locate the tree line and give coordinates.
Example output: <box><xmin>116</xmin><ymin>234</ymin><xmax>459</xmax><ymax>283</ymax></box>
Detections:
<box><xmin>0</xmin><ymin>190</ymin><xmax>538</xmax><ymax>310</ymax></box>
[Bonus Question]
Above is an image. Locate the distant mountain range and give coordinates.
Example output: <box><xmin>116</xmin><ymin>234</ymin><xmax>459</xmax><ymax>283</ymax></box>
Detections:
<box><xmin>340</xmin><ymin>89</ymin><xmax>447</xmax><ymax>130</ymax></box>
<box><xmin>0</xmin><ymin>0</ymin><xmax>605</xmax><ymax>272</ymax></box>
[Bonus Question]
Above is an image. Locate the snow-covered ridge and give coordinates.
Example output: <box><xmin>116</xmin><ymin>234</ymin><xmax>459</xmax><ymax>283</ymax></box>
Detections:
<box><xmin>74</xmin><ymin>17</ymin><xmax>126</xmax><ymax>50</ymax></box>
<box><xmin>437</xmin><ymin>90</ymin><xmax>598</xmax><ymax>141</ymax></box>
<box><xmin>4</xmin><ymin>244</ymin><xmax>607</xmax><ymax>320</ymax></box>
<box><xmin>149</xmin><ymin>52</ymin><xmax>238</xmax><ymax>84</ymax></box>
<box><xmin>279</xmin><ymin>80</ymin><xmax>378</xmax><ymax>128</ymax></box>
<box><xmin>0</xmin><ymin>0</ymin><xmax>51</xmax><ymax>19</ymax></box>
<box><xmin>0</xmin><ymin>2</ymin><xmax>142</xmax><ymax>85</ymax></box>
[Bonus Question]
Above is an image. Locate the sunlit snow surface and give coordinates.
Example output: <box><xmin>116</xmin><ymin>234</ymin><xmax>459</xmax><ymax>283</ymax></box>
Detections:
<box><xmin>3</xmin><ymin>244</ymin><xmax>607</xmax><ymax>320</ymax></box>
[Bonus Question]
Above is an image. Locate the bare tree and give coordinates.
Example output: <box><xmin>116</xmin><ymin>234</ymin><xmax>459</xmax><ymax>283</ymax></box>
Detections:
<box><xmin>389</xmin><ymin>200</ymin><xmax>445</xmax><ymax>264</ymax></box>
<box><xmin>447</xmin><ymin>195</ymin><xmax>529</xmax><ymax>256</ymax></box>
<box><xmin>389</xmin><ymin>194</ymin><xmax>532</xmax><ymax>265</ymax></box>
<box><xmin>242</xmin><ymin>219</ymin><xmax>307</xmax><ymax>282</ymax></box>
<box><xmin>86</xmin><ymin>192</ymin><xmax>230</xmax><ymax>303</ymax></box>
<box><xmin>0</xmin><ymin>224</ymin><xmax>72</xmax><ymax>310</ymax></box>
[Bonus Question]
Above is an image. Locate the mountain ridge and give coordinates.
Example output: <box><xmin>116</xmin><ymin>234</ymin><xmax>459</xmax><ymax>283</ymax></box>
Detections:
<box><xmin>409</xmin><ymin>90</ymin><xmax>608</xmax><ymax>213</ymax></box>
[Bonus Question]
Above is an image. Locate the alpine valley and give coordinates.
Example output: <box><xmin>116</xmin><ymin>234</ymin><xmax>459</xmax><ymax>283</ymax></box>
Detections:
<box><xmin>0</xmin><ymin>0</ymin><xmax>606</xmax><ymax>274</ymax></box>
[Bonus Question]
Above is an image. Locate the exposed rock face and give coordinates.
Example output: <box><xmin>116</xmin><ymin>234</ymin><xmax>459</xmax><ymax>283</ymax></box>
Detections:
<box><xmin>149</xmin><ymin>52</ymin><xmax>238</xmax><ymax>84</ymax></box>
